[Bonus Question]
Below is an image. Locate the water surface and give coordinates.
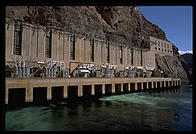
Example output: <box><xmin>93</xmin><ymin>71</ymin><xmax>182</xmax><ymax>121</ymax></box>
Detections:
<box><xmin>6</xmin><ymin>85</ymin><xmax>192</xmax><ymax>131</ymax></box>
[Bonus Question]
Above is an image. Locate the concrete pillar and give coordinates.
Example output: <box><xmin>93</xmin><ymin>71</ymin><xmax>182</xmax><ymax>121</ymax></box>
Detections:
<box><xmin>171</xmin><ymin>81</ymin><xmax>173</xmax><ymax>86</ymax></box>
<box><xmin>128</xmin><ymin>83</ymin><xmax>131</xmax><ymax>91</ymax></box>
<box><xmin>63</xmin><ymin>85</ymin><xmax>68</xmax><ymax>98</ymax></box>
<box><xmin>26</xmin><ymin>86</ymin><xmax>33</xmax><ymax>102</ymax></box>
<box><xmin>121</xmin><ymin>83</ymin><xmax>123</xmax><ymax>92</ymax></box>
<box><xmin>102</xmin><ymin>84</ymin><xmax>105</xmax><ymax>94</ymax></box>
<box><xmin>160</xmin><ymin>81</ymin><xmax>162</xmax><ymax>88</ymax></box>
<box><xmin>146</xmin><ymin>82</ymin><xmax>149</xmax><ymax>89</ymax></box>
<box><xmin>112</xmin><ymin>84</ymin><xmax>115</xmax><ymax>93</ymax></box>
<box><xmin>168</xmin><ymin>81</ymin><xmax>170</xmax><ymax>87</ymax></box>
<box><xmin>141</xmin><ymin>82</ymin><xmax>143</xmax><ymax>90</ymax></box>
<box><xmin>91</xmin><ymin>85</ymin><xmax>95</xmax><ymax>95</ymax></box>
<box><xmin>152</xmin><ymin>81</ymin><xmax>154</xmax><ymax>89</ymax></box>
<box><xmin>78</xmin><ymin>84</ymin><xmax>83</xmax><ymax>97</ymax></box>
<box><xmin>135</xmin><ymin>82</ymin><xmax>138</xmax><ymax>91</ymax></box>
<box><xmin>47</xmin><ymin>87</ymin><xmax>52</xmax><ymax>100</ymax></box>
<box><xmin>5</xmin><ymin>85</ymin><xmax>8</xmax><ymax>104</ymax></box>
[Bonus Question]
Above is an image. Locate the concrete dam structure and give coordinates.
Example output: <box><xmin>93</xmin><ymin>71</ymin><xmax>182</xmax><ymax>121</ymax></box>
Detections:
<box><xmin>5</xmin><ymin>17</ymin><xmax>180</xmax><ymax>106</ymax></box>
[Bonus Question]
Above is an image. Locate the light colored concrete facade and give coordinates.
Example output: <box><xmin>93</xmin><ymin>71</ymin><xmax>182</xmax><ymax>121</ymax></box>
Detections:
<box><xmin>5</xmin><ymin>18</ymin><xmax>156</xmax><ymax>72</ymax></box>
<box><xmin>149</xmin><ymin>36</ymin><xmax>173</xmax><ymax>56</ymax></box>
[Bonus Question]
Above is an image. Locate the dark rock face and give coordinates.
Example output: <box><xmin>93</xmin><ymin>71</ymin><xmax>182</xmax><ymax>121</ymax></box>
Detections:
<box><xmin>181</xmin><ymin>53</ymin><xmax>192</xmax><ymax>70</ymax></box>
<box><xmin>5</xmin><ymin>6</ymin><xmax>192</xmax><ymax>84</ymax></box>
<box><xmin>155</xmin><ymin>54</ymin><xmax>192</xmax><ymax>84</ymax></box>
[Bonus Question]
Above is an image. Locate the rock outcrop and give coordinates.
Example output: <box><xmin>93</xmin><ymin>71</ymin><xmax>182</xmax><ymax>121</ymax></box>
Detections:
<box><xmin>181</xmin><ymin>53</ymin><xmax>193</xmax><ymax>70</ymax></box>
<box><xmin>5</xmin><ymin>6</ymin><xmax>192</xmax><ymax>84</ymax></box>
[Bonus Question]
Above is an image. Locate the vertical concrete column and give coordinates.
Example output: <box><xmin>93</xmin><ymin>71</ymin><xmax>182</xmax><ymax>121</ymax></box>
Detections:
<box><xmin>63</xmin><ymin>85</ymin><xmax>68</xmax><ymax>98</ymax></box>
<box><xmin>112</xmin><ymin>84</ymin><xmax>115</xmax><ymax>93</ymax></box>
<box><xmin>168</xmin><ymin>81</ymin><xmax>170</xmax><ymax>87</ymax></box>
<box><xmin>78</xmin><ymin>84</ymin><xmax>83</xmax><ymax>97</ymax></box>
<box><xmin>151</xmin><ymin>81</ymin><xmax>154</xmax><ymax>89</ymax></box>
<box><xmin>163</xmin><ymin>81</ymin><xmax>166</xmax><ymax>88</ymax></box>
<box><xmin>5</xmin><ymin>85</ymin><xmax>8</xmax><ymax>104</ymax></box>
<box><xmin>102</xmin><ymin>84</ymin><xmax>105</xmax><ymax>95</ymax></box>
<box><xmin>146</xmin><ymin>82</ymin><xmax>149</xmax><ymax>90</ymax></box>
<box><xmin>135</xmin><ymin>82</ymin><xmax>138</xmax><ymax>91</ymax></box>
<box><xmin>47</xmin><ymin>87</ymin><xmax>52</xmax><ymax>100</ymax></box>
<box><xmin>160</xmin><ymin>81</ymin><xmax>162</xmax><ymax>88</ymax></box>
<box><xmin>91</xmin><ymin>84</ymin><xmax>95</xmax><ymax>96</ymax></box>
<box><xmin>171</xmin><ymin>81</ymin><xmax>173</xmax><ymax>86</ymax></box>
<box><xmin>128</xmin><ymin>83</ymin><xmax>131</xmax><ymax>91</ymax></box>
<box><xmin>121</xmin><ymin>83</ymin><xmax>123</xmax><ymax>92</ymax></box>
<box><xmin>26</xmin><ymin>83</ymin><xmax>33</xmax><ymax>102</ymax></box>
<box><xmin>141</xmin><ymin>82</ymin><xmax>143</xmax><ymax>90</ymax></box>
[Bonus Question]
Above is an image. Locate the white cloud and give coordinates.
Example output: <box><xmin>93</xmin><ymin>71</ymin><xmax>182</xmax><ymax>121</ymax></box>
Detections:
<box><xmin>178</xmin><ymin>50</ymin><xmax>193</xmax><ymax>55</ymax></box>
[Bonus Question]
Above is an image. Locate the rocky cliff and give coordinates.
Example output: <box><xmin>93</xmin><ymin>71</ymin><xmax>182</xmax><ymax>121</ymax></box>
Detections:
<box><xmin>181</xmin><ymin>53</ymin><xmax>192</xmax><ymax>70</ymax></box>
<box><xmin>5</xmin><ymin>6</ymin><xmax>192</xmax><ymax>84</ymax></box>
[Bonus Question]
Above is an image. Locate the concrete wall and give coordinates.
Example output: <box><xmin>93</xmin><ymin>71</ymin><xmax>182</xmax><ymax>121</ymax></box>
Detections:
<box><xmin>5</xmin><ymin>18</ymin><xmax>157</xmax><ymax>71</ymax></box>
<box><xmin>5</xmin><ymin>21</ymin><xmax>14</xmax><ymax>60</ymax></box>
<box><xmin>150</xmin><ymin>36</ymin><xmax>173</xmax><ymax>56</ymax></box>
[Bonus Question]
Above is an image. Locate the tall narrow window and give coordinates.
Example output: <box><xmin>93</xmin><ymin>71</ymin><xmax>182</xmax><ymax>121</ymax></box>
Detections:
<box><xmin>120</xmin><ymin>46</ymin><xmax>123</xmax><ymax>64</ymax></box>
<box><xmin>70</xmin><ymin>34</ymin><xmax>75</xmax><ymax>60</ymax></box>
<box><xmin>141</xmin><ymin>49</ymin><xmax>143</xmax><ymax>66</ymax></box>
<box><xmin>131</xmin><ymin>49</ymin><xmax>133</xmax><ymax>65</ymax></box>
<box><xmin>13</xmin><ymin>23</ymin><xmax>22</xmax><ymax>55</ymax></box>
<box><xmin>45</xmin><ymin>29</ymin><xmax>52</xmax><ymax>58</ymax></box>
<box><xmin>106</xmin><ymin>42</ymin><xmax>110</xmax><ymax>63</ymax></box>
<box><xmin>90</xmin><ymin>38</ymin><xmax>94</xmax><ymax>62</ymax></box>
<box><xmin>101</xmin><ymin>44</ymin><xmax>103</xmax><ymax>63</ymax></box>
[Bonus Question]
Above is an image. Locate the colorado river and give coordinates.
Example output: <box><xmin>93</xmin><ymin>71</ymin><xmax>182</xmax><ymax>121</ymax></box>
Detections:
<box><xmin>6</xmin><ymin>85</ymin><xmax>192</xmax><ymax>131</ymax></box>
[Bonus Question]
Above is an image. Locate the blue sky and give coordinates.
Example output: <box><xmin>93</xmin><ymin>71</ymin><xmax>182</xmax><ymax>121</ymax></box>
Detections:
<box><xmin>138</xmin><ymin>6</ymin><xmax>193</xmax><ymax>54</ymax></box>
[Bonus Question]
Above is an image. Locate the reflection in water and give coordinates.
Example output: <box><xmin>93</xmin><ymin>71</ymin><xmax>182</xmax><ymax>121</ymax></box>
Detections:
<box><xmin>6</xmin><ymin>86</ymin><xmax>192</xmax><ymax>131</ymax></box>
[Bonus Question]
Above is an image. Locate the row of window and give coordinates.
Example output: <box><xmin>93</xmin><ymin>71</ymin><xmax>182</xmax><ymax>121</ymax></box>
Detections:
<box><xmin>154</xmin><ymin>40</ymin><xmax>170</xmax><ymax>49</ymax></box>
<box><xmin>13</xmin><ymin>24</ymin><xmax>124</xmax><ymax>64</ymax></box>
<box><xmin>154</xmin><ymin>47</ymin><xmax>172</xmax><ymax>53</ymax></box>
<box><xmin>13</xmin><ymin>24</ymin><xmax>147</xmax><ymax>65</ymax></box>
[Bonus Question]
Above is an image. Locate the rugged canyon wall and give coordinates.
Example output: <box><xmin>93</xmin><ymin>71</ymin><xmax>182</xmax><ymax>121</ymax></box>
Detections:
<box><xmin>5</xmin><ymin>6</ymin><xmax>192</xmax><ymax>84</ymax></box>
